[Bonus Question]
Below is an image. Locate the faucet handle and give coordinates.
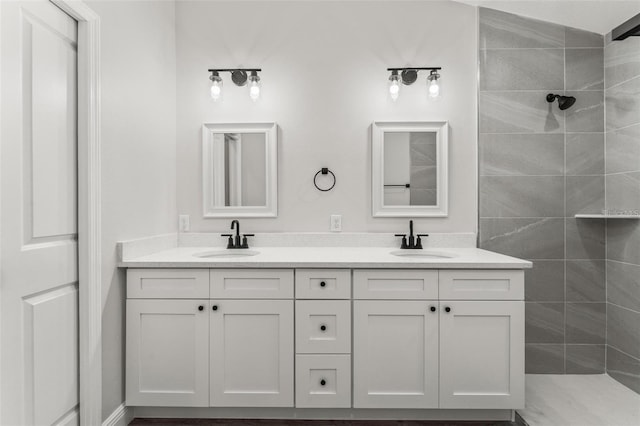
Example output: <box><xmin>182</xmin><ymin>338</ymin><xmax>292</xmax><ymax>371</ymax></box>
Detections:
<box><xmin>241</xmin><ymin>234</ymin><xmax>255</xmax><ymax>249</ymax></box>
<box><xmin>395</xmin><ymin>234</ymin><xmax>408</xmax><ymax>249</ymax></box>
<box><xmin>415</xmin><ymin>234</ymin><xmax>429</xmax><ymax>249</ymax></box>
<box><xmin>221</xmin><ymin>234</ymin><xmax>234</xmax><ymax>249</ymax></box>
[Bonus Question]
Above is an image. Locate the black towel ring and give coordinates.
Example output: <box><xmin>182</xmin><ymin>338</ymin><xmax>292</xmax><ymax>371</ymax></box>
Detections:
<box><xmin>314</xmin><ymin>168</ymin><xmax>336</xmax><ymax>192</ymax></box>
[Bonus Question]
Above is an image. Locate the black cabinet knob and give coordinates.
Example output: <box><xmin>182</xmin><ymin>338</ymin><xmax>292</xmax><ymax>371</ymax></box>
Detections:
<box><xmin>212</xmin><ymin>305</ymin><xmax>218</xmax><ymax>311</ymax></box>
<box><xmin>320</xmin><ymin>281</ymin><xmax>326</xmax><ymax>287</ymax></box>
<box><xmin>430</xmin><ymin>306</ymin><xmax>436</xmax><ymax>312</ymax></box>
<box><xmin>198</xmin><ymin>305</ymin><xmax>204</xmax><ymax>311</ymax></box>
<box><xmin>445</xmin><ymin>306</ymin><xmax>451</xmax><ymax>313</ymax></box>
<box><xmin>320</xmin><ymin>379</ymin><xmax>326</xmax><ymax>386</ymax></box>
<box><xmin>320</xmin><ymin>325</ymin><xmax>327</xmax><ymax>331</ymax></box>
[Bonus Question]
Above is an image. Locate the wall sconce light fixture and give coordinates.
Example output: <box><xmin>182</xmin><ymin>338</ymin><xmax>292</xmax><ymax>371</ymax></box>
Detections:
<box><xmin>387</xmin><ymin>67</ymin><xmax>442</xmax><ymax>101</ymax></box>
<box><xmin>208</xmin><ymin>68</ymin><xmax>262</xmax><ymax>102</ymax></box>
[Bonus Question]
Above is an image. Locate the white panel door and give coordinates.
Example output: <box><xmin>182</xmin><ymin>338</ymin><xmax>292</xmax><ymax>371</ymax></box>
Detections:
<box><xmin>126</xmin><ymin>300</ymin><xmax>210</xmax><ymax>407</ymax></box>
<box><xmin>1</xmin><ymin>1</ymin><xmax>79</xmax><ymax>425</ymax></box>
<box><xmin>210</xmin><ymin>300</ymin><xmax>294</xmax><ymax>407</ymax></box>
<box><xmin>353</xmin><ymin>301</ymin><xmax>439</xmax><ymax>408</ymax></box>
<box><xmin>439</xmin><ymin>301</ymin><xmax>524</xmax><ymax>409</ymax></box>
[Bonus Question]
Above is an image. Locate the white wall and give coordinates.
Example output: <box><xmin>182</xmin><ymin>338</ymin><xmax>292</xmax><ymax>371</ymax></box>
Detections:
<box><xmin>176</xmin><ymin>0</ymin><xmax>478</xmax><ymax>234</ymax></box>
<box><xmin>84</xmin><ymin>1</ymin><xmax>177</xmax><ymax>421</ymax></box>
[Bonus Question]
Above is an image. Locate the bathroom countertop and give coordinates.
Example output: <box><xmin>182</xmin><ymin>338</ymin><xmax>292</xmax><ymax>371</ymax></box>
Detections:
<box><xmin>118</xmin><ymin>246</ymin><xmax>532</xmax><ymax>269</ymax></box>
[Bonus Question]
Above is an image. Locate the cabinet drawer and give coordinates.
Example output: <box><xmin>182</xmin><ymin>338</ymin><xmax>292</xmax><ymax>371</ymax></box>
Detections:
<box><xmin>439</xmin><ymin>270</ymin><xmax>524</xmax><ymax>300</ymax></box>
<box><xmin>210</xmin><ymin>269</ymin><xmax>294</xmax><ymax>299</ymax></box>
<box><xmin>127</xmin><ymin>269</ymin><xmax>209</xmax><ymax>299</ymax></box>
<box><xmin>295</xmin><ymin>355</ymin><xmax>351</xmax><ymax>408</ymax></box>
<box><xmin>295</xmin><ymin>269</ymin><xmax>351</xmax><ymax>299</ymax></box>
<box><xmin>296</xmin><ymin>301</ymin><xmax>351</xmax><ymax>354</ymax></box>
<box><xmin>353</xmin><ymin>270</ymin><xmax>438</xmax><ymax>299</ymax></box>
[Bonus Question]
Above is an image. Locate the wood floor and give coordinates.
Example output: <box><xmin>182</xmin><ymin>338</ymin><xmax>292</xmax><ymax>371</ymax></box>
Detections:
<box><xmin>129</xmin><ymin>413</ymin><xmax>528</xmax><ymax>426</ymax></box>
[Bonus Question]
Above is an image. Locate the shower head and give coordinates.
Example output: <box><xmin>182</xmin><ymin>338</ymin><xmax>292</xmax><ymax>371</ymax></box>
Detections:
<box><xmin>546</xmin><ymin>93</ymin><xmax>576</xmax><ymax>110</ymax></box>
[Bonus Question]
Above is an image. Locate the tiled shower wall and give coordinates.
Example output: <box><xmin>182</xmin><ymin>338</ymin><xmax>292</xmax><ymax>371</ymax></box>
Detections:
<box><xmin>604</xmin><ymin>35</ymin><xmax>640</xmax><ymax>394</ymax></box>
<box><xmin>478</xmin><ymin>8</ymin><xmax>607</xmax><ymax>374</ymax></box>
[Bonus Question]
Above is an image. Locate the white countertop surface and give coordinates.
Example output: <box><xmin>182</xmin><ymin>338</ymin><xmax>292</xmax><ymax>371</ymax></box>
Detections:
<box><xmin>118</xmin><ymin>246</ymin><xmax>532</xmax><ymax>269</ymax></box>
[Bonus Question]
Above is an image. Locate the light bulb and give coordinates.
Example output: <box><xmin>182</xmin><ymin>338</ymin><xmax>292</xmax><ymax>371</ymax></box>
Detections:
<box><xmin>388</xmin><ymin>71</ymin><xmax>400</xmax><ymax>101</ymax></box>
<box><xmin>210</xmin><ymin>72</ymin><xmax>222</xmax><ymax>101</ymax></box>
<box><xmin>427</xmin><ymin>70</ymin><xmax>441</xmax><ymax>98</ymax></box>
<box><xmin>248</xmin><ymin>71</ymin><xmax>261</xmax><ymax>102</ymax></box>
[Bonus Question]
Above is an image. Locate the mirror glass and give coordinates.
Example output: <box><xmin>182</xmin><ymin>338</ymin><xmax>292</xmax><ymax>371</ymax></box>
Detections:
<box><xmin>372</xmin><ymin>121</ymin><xmax>448</xmax><ymax>217</ymax></box>
<box><xmin>383</xmin><ymin>131</ymin><xmax>437</xmax><ymax>206</ymax></box>
<box><xmin>203</xmin><ymin>123</ymin><xmax>277</xmax><ymax>217</ymax></box>
<box><xmin>213</xmin><ymin>132</ymin><xmax>266</xmax><ymax>207</ymax></box>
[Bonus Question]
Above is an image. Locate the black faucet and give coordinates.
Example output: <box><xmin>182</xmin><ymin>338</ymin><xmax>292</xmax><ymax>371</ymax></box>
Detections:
<box><xmin>395</xmin><ymin>220</ymin><xmax>429</xmax><ymax>249</ymax></box>
<box><xmin>221</xmin><ymin>220</ymin><xmax>254</xmax><ymax>249</ymax></box>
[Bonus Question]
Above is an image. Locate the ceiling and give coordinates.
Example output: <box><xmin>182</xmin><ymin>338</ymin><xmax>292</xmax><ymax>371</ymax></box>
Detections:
<box><xmin>454</xmin><ymin>0</ymin><xmax>640</xmax><ymax>35</ymax></box>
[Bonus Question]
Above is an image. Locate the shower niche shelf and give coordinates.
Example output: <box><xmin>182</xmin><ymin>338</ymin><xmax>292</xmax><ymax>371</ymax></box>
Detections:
<box><xmin>575</xmin><ymin>214</ymin><xmax>640</xmax><ymax>219</ymax></box>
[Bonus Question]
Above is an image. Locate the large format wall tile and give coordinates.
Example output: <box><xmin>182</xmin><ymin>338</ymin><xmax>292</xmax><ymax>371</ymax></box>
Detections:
<box><xmin>605</xmin><ymin>37</ymin><xmax>640</xmax><ymax>89</ymax></box>
<box><xmin>566</xmin><ymin>218</ymin><xmax>605</xmax><ymax>260</ymax></box>
<box><xmin>607</xmin><ymin>345</ymin><xmax>640</xmax><ymax>394</ymax></box>
<box><xmin>566</xmin><ymin>344</ymin><xmax>605</xmax><ymax>374</ymax></box>
<box><xmin>566</xmin><ymin>260</ymin><xmax>606</xmax><ymax>302</ymax></box>
<box><xmin>607</xmin><ymin>260</ymin><xmax>640</xmax><ymax>312</ymax></box>
<box><xmin>608</xmin><ymin>303</ymin><xmax>640</xmax><ymax>359</ymax></box>
<box><xmin>480</xmin><ymin>91</ymin><xmax>565</xmax><ymax>134</ymax></box>
<box><xmin>566</xmin><ymin>49</ymin><xmax>604</xmax><ymax>91</ymax></box>
<box><xmin>606</xmin><ymin>123</ymin><xmax>640</xmax><ymax>174</ymax></box>
<box><xmin>566</xmin><ymin>303</ymin><xmax>606</xmax><ymax>344</ymax></box>
<box><xmin>525</xmin><ymin>260</ymin><xmax>565</xmax><ymax>302</ymax></box>
<box><xmin>526</xmin><ymin>344</ymin><xmax>565</xmax><ymax>374</ymax></box>
<box><xmin>565</xmin><ymin>91</ymin><xmax>604</xmax><ymax>133</ymax></box>
<box><xmin>607</xmin><ymin>220</ymin><xmax>640</xmax><ymax>265</ymax></box>
<box><xmin>566</xmin><ymin>27</ymin><xmax>603</xmax><ymax>48</ymax></box>
<box><xmin>480</xmin><ymin>49</ymin><xmax>564</xmax><ymax>91</ymax></box>
<box><xmin>566</xmin><ymin>176</ymin><xmax>604</xmax><ymax>216</ymax></box>
<box><xmin>480</xmin><ymin>176</ymin><xmax>564</xmax><ymax>217</ymax></box>
<box><xmin>606</xmin><ymin>76</ymin><xmax>640</xmax><ymax>131</ymax></box>
<box><xmin>526</xmin><ymin>302</ymin><xmax>565</xmax><ymax>343</ymax></box>
<box><xmin>479</xmin><ymin>8</ymin><xmax>564</xmax><ymax>49</ymax></box>
<box><xmin>480</xmin><ymin>218</ymin><xmax>565</xmax><ymax>259</ymax></box>
<box><xmin>480</xmin><ymin>133</ymin><xmax>564</xmax><ymax>176</ymax></box>
<box><xmin>566</xmin><ymin>133</ymin><xmax>604</xmax><ymax>175</ymax></box>
<box><xmin>606</xmin><ymin>172</ymin><xmax>640</xmax><ymax>212</ymax></box>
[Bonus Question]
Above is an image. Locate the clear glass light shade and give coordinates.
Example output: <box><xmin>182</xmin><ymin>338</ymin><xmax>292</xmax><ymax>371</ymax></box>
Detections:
<box><xmin>210</xmin><ymin>75</ymin><xmax>223</xmax><ymax>101</ymax></box>
<box><xmin>249</xmin><ymin>74</ymin><xmax>261</xmax><ymax>102</ymax></box>
<box><xmin>388</xmin><ymin>74</ymin><xmax>400</xmax><ymax>101</ymax></box>
<box><xmin>427</xmin><ymin>72</ymin><xmax>441</xmax><ymax>98</ymax></box>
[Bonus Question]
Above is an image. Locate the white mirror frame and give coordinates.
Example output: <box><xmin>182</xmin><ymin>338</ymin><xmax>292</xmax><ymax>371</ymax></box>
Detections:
<box><xmin>202</xmin><ymin>122</ymin><xmax>278</xmax><ymax>218</ymax></box>
<box><xmin>372</xmin><ymin>121</ymin><xmax>448</xmax><ymax>217</ymax></box>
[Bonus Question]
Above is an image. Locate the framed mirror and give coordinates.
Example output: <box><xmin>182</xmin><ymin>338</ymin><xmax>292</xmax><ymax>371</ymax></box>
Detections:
<box><xmin>372</xmin><ymin>121</ymin><xmax>448</xmax><ymax>217</ymax></box>
<box><xmin>202</xmin><ymin>122</ymin><xmax>277</xmax><ymax>217</ymax></box>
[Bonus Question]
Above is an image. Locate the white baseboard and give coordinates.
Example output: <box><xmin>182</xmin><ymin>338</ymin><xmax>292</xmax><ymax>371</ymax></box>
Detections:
<box><xmin>103</xmin><ymin>403</ymin><xmax>132</xmax><ymax>426</ymax></box>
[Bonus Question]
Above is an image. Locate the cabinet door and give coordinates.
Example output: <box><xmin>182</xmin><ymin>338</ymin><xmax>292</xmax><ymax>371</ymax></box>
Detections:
<box><xmin>126</xmin><ymin>299</ymin><xmax>209</xmax><ymax>406</ymax></box>
<box><xmin>439</xmin><ymin>301</ymin><xmax>524</xmax><ymax>409</ymax></box>
<box><xmin>210</xmin><ymin>300</ymin><xmax>294</xmax><ymax>407</ymax></box>
<box><xmin>353</xmin><ymin>300</ymin><xmax>439</xmax><ymax>408</ymax></box>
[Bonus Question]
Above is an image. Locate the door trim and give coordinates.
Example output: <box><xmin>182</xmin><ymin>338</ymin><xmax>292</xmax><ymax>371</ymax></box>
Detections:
<box><xmin>50</xmin><ymin>1</ymin><xmax>102</xmax><ymax>425</ymax></box>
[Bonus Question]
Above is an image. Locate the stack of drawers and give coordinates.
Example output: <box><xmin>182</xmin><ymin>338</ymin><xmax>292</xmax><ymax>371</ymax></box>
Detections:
<box><xmin>294</xmin><ymin>269</ymin><xmax>351</xmax><ymax>408</ymax></box>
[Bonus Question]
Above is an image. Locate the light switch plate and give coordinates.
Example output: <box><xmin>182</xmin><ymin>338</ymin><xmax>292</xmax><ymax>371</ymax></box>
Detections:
<box><xmin>330</xmin><ymin>215</ymin><xmax>342</xmax><ymax>232</ymax></box>
<box><xmin>179</xmin><ymin>214</ymin><xmax>190</xmax><ymax>232</ymax></box>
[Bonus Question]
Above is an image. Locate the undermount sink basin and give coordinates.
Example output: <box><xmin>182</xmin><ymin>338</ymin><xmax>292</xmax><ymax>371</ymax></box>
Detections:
<box><xmin>194</xmin><ymin>249</ymin><xmax>260</xmax><ymax>258</ymax></box>
<box><xmin>390</xmin><ymin>250</ymin><xmax>455</xmax><ymax>259</ymax></box>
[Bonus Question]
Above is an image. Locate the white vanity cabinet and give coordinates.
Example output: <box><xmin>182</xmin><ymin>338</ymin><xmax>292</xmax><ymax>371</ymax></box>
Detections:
<box><xmin>125</xmin><ymin>266</ymin><xmax>525</xmax><ymax>414</ymax></box>
<box><xmin>352</xmin><ymin>269</ymin><xmax>524</xmax><ymax>410</ymax></box>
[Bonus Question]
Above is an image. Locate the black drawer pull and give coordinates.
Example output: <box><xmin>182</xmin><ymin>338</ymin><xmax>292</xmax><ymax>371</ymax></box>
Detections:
<box><xmin>198</xmin><ymin>305</ymin><xmax>204</xmax><ymax>311</ymax></box>
<box><xmin>430</xmin><ymin>306</ymin><xmax>436</xmax><ymax>312</ymax></box>
<box><xmin>445</xmin><ymin>306</ymin><xmax>451</xmax><ymax>313</ymax></box>
<box><xmin>320</xmin><ymin>281</ymin><xmax>326</xmax><ymax>287</ymax></box>
<box><xmin>320</xmin><ymin>324</ymin><xmax>327</xmax><ymax>331</ymax></box>
<box><xmin>320</xmin><ymin>379</ymin><xmax>326</xmax><ymax>386</ymax></box>
<box><xmin>212</xmin><ymin>305</ymin><xmax>219</xmax><ymax>311</ymax></box>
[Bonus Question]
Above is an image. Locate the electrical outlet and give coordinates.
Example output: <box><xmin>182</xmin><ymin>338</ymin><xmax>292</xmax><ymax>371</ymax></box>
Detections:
<box><xmin>179</xmin><ymin>215</ymin><xmax>190</xmax><ymax>232</ymax></box>
<box><xmin>330</xmin><ymin>215</ymin><xmax>342</xmax><ymax>232</ymax></box>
